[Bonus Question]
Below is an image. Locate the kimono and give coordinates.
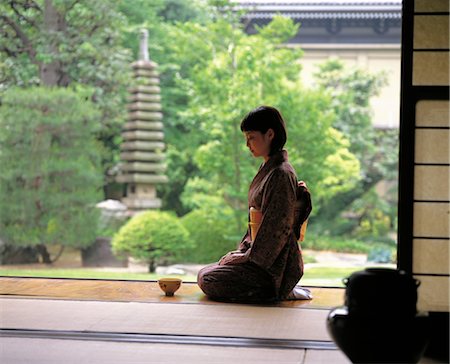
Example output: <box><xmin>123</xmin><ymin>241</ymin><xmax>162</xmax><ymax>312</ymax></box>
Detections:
<box><xmin>198</xmin><ymin>150</ymin><xmax>308</xmax><ymax>303</ymax></box>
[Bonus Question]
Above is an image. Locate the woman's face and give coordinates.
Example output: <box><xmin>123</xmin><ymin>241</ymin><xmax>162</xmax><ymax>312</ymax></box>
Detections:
<box><xmin>244</xmin><ymin>129</ymin><xmax>274</xmax><ymax>161</ymax></box>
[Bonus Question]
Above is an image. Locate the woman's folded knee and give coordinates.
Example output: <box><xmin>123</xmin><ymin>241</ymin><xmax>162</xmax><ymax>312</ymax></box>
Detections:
<box><xmin>197</xmin><ymin>265</ymin><xmax>215</xmax><ymax>291</ymax></box>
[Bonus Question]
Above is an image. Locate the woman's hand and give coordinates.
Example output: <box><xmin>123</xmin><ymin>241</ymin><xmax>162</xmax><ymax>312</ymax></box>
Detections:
<box><xmin>298</xmin><ymin>180</ymin><xmax>307</xmax><ymax>188</ymax></box>
<box><xmin>219</xmin><ymin>250</ymin><xmax>248</xmax><ymax>266</ymax></box>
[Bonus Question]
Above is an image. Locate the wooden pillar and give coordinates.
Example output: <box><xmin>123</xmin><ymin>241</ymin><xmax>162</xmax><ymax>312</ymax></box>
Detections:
<box><xmin>398</xmin><ymin>0</ymin><xmax>449</xmax><ymax>360</ymax></box>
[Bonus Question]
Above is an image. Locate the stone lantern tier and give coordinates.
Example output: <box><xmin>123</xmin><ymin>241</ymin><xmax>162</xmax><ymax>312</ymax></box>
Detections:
<box><xmin>117</xmin><ymin>30</ymin><xmax>168</xmax><ymax>211</ymax></box>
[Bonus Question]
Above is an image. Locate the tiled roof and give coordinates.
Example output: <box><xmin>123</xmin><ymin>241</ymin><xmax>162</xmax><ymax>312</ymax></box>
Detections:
<box><xmin>233</xmin><ymin>1</ymin><xmax>402</xmax><ymax>20</ymax></box>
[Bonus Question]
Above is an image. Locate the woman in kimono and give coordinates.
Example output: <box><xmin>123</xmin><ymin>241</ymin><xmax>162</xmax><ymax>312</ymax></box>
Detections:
<box><xmin>197</xmin><ymin>106</ymin><xmax>312</xmax><ymax>303</ymax></box>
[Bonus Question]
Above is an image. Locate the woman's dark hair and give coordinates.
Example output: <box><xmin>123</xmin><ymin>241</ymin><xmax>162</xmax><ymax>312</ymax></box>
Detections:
<box><xmin>240</xmin><ymin>105</ymin><xmax>287</xmax><ymax>155</ymax></box>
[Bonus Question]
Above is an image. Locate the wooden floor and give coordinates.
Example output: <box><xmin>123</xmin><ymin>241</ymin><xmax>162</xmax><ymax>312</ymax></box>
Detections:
<box><xmin>0</xmin><ymin>277</ymin><xmax>352</xmax><ymax>363</ymax></box>
<box><xmin>2</xmin><ymin>276</ymin><xmax>441</xmax><ymax>364</ymax></box>
<box><xmin>0</xmin><ymin>276</ymin><xmax>345</xmax><ymax>308</ymax></box>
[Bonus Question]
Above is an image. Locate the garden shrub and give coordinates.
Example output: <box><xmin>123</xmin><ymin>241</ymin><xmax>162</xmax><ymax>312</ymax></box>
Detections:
<box><xmin>302</xmin><ymin>235</ymin><xmax>371</xmax><ymax>253</ymax></box>
<box><xmin>180</xmin><ymin>207</ymin><xmax>239</xmax><ymax>263</ymax></box>
<box><xmin>367</xmin><ymin>246</ymin><xmax>395</xmax><ymax>263</ymax></box>
<box><xmin>112</xmin><ymin>210</ymin><xmax>190</xmax><ymax>272</ymax></box>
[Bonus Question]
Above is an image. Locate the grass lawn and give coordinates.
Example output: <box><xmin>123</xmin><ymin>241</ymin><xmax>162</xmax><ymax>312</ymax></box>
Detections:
<box><xmin>0</xmin><ymin>265</ymin><xmax>371</xmax><ymax>287</ymax></box>
<box><xmin>301</xmin><ymin>266</ymin><xmax>364</xmax><ymax>287</ymax></box>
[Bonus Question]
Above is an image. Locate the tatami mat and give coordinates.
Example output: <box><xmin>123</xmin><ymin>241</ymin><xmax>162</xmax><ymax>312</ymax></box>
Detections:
<box><xmin>0</xmin><ymin>298</ymin><xmax>331</xmax><ymax>341</ymax></box>
<box><xmin>1</xmin><ymin>337</ymin><xmax>352</xmax><ymax>364</ymax></box>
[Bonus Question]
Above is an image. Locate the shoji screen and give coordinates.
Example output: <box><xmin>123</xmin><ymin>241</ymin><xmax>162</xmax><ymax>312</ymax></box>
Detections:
<box><xmin>398</xmin><ymin>0</ymin><xmax>449</xmax><ymax>312</ymax></box>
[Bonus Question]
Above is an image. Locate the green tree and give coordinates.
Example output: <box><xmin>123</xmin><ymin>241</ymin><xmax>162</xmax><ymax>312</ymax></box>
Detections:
<box><xmin>312</xmin><ymin>60</ymin><xmax>398</xmax><ymax>237</ymax></box>
<box><xmin>0</xmin><ymin>87</ymin><xmax>103</xmax><ymax>263</ymax></box>
<box><xmin>314</xmin><ymin>60</ymin><xmax>387</xmax><ymax>160</ymax></box>
<box><xmin>158</xmin><ymin>14</ymin><xmax>360</xmax><ymax>236</ymax></box>
<box><xmin>112</xmin><ymin>210</ymin><xmax>191</xmax><ymax>272</ymax></box>
<box><xmin>0</xmin><ymin>0</ymin><xmax>133</xmax><ymax>180</ymax></box>
<box><xmin>118</xmin><ymin>0</ymin><xmax>207</xmax><ymax>57</ymax></box>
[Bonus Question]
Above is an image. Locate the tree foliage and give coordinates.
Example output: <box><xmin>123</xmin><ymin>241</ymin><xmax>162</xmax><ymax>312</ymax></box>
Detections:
<box><xmin>154</xmin><ymin>13</ymin><xmax>361</xmax><ymax>236</ymax></box>
<box><xmin>314</xmin><ymin>59</ymin><xmax>390</xmax><ymax>179</ymax></box>
<box><xmin>311</xmin><ymin>60</ymin><xmax>398</xmax><ymax>236</ymax></box>
<box><xmin>0</xmin><ymin>0</ymin><xmax>133</xmax><ymax>177</ymax></box>
<box><xmin>0</xmin><ymin>87</ymin><xmax>103</xmax><ymax>262</ymax></box>
<box><xmin>112</xmin><ymin>210</ymin><xmax>191</xmax><ymax>272</ymax></box>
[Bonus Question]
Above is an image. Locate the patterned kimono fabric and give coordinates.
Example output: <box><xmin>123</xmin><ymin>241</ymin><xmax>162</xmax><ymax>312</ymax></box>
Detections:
<box><xmin>197</xmin><ymin>150</ymin><xmax>304</xmax><ymax>303</ymax></box>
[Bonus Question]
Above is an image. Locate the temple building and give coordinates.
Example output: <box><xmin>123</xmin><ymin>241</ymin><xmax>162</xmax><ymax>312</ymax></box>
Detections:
<box><xmin>116</xmin><ymin>30</ymin><xmax>168</xmax><ymax>211</ymax></box>
<box><xmin>235</xmin><ymin>0</ymin><xmax>402</xmax><ymax>129</ymax></box>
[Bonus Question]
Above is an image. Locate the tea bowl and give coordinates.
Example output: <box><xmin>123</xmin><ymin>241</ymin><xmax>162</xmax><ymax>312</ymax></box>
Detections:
<box><xmin>158</xmin><ymin>278</ymin><xmax>182</xmax><ymax>296</ymax></box>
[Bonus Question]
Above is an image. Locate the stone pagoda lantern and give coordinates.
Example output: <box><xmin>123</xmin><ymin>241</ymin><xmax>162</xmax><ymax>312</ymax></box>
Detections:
<box><xmin>117</xmin><ymin>29</ymin><xmax>168</xmax><ymax>211</ymax></box>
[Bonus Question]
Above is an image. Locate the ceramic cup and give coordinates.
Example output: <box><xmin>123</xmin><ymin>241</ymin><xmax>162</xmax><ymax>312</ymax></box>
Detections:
<box><xmin>158</xmin><ymin>278</ymin><xmax>182</xmax><ymax>296</ymax></box>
